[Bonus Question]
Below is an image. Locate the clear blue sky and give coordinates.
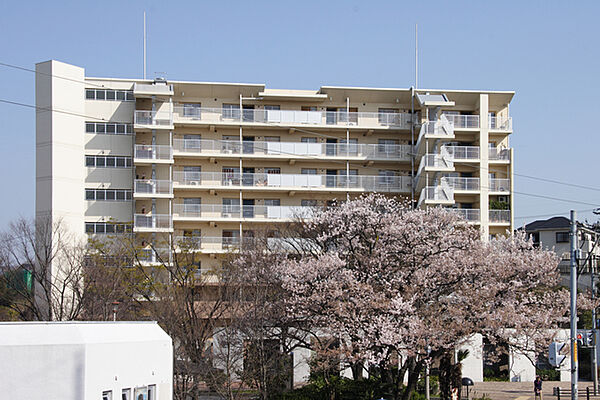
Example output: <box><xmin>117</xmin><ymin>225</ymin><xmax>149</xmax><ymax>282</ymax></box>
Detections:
<box><xmin>1</xmin><ymin>0</ymin><xmax>599</xmax><ymax>228</ymax></box>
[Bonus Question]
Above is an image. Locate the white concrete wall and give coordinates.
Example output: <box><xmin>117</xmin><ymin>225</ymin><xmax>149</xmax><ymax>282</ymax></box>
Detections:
<box><xmin>35</xmin><ymin>60</ymin><xmax>86</xmax><ymax>239</ymax></box>
<box><xmin>460</xmin><ymin>334</ymin><xmax>484</xmax><ymax>382</ymax></box>
<box><xmin>0</xmin><ymin>322</ymin><xmax>173</xmax><ymax>400</ymax></box>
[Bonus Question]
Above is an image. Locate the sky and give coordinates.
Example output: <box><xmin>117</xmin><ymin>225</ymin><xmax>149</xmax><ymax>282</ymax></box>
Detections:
<box><xmin>1</xmin><ymin>0</ymin><xmax>599</xmax><ymax>228</ymax></box>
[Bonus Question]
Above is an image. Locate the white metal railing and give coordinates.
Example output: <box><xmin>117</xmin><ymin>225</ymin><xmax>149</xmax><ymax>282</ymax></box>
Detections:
<box><xmin>489</xmin><ymin>147</ymin><xmax>510</xmax><ymax>161</ymax></box>
<box><xmin>489</xmin><ymin>116</ymin><xmax>512</xmax><ymax>131</ymax></box>
<box><xmin>444</xmin><ymin>114</ymin><xmax>480</xmax><ymax>129</ymax></box>
<box><xmin>173</xmin><ymin>236</ymin><xmax>308</xmax><ymax>252</ymax></box>
<box><xmin>134</xmin><ymin>179</ymin><xmax>173</xmax><ymax>195</ymax></box>
<box><xmin>442</xmin><ymin>177</ymin><xmax>480</xmax><ymax>191</ymax></box>
<box><xmin>134</xmin><ymin>144</ymin><xmax>173</xmax><ymax>161</ymax></box>
<box><xmin>442</xmin><ymin>146</ymin><xmax>480</xmax><ymax>160</ymax></box>
<box><xmin>173</xmin><ymin>204</ymin><xmax>313</xmax><ymax>220</ymax></box>
<box><xmin>489</xmin><ymin>178</ymin><xmax>510</xmax><ymax>192</ymax></box>
<box><xmin>451</xmin><ymin>208</ymin><xmax>481</xmax><ymax>222</ymax></box>
<box><xmin>134</xmin><ymin>214</ymin><xmax>172</xmax><ymax>229</ymax></box>
<box><xmin>172</xmin><ymin>138</ymin><xmax>411</xmax><ymax>160</ymax></box>
<box><xmin>489</xmin><ymin>209</ymin><xmax>510</xmax><ymax>223</ymax></box>
<box><xmin>172</xmin><ymin>106</ymin><xmax>413</xmax><ymax>129</ymax></box>
<box><xmin>134</xmin><ymin>110</ymin><xmax>173</xmax><ymax>126</ymax></box>
<box><xmin>419</xmin><ymin>184</ymin><xmax>455</xmax><ymax>205</ymax></box>
<box><xmin>172</xmin><ymin>171</ymin><xmax>412</xmax><ymax>192</ymax></box>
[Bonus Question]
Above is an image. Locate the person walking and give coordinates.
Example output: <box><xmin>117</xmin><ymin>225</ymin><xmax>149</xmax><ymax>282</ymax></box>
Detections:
<box><xmin>534</xmin><ymin>375</ymin><xmax>543</xmax><ymax>400</ymax></box>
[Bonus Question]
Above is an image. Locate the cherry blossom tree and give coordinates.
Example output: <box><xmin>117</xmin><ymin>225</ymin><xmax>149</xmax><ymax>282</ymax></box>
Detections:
<box><xmin>276</xmin><ymin>194</ymin><xmax>574</xmax><ymax>400</ymax></box>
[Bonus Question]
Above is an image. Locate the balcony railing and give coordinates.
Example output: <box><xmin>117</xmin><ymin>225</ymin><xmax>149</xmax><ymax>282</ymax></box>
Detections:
<box><xmin>173</xmin><ymin>138</ymin><xmax>411</xmax><ymax>161</ymax></box>
<box><xmin>172</xmin><ymin>171</ymin><xmax>412</xmax><ymax>193</ymax></box>
<box><xmin>489</xmin><ymin>178</ymin><xmax>510</xmax><ymax>192</ymax></box>
<box><xmin>173</xmin><ymin>106</ymin><xmax>413</xmax><ymax>129</ymax></box>
<box><xmin>134</xmin><ymin>144</ymin><xmax>173</xmax><ymax>161</ymax></box>
<box><xmin>441</xmin><ymin>177</ymin><xmax>480</xmax><ymax>191</ymax></box>
<box><xmin>173</xmin><ymin>236</ymin><xmax>307</xmax><ymax>252</ymax></box>
<box><xmin>443</xmin><ymin>114</ymin><xmax>480</xmax><ymax>129</ymax></box>
<box><xmin>134</xmin><ymin>179</ymin><xmax>173</xmax><ymax>195</ymax></box>
<box><xmin>489</xmin><ymin>116</ymin><xmax>512</xmax><ymax>131</ymax></box>
<box><xmin>134</xmin><ymin>214</ymin><xmax>173</xmax><ymax>230</ymax></box>
<box><xmin>419</xmin><ymin>184</ymin><xmax>454</xmax><ymax>205</ymax></box>
<box><xmin>134</xmin><ymin>110</ymin><xmax>173</xmax><ymax>126</ymax></box>
<box><xmin>173</xmin><ymin>204</ymin><xmax>313</xmax><ymax>220</ymax></box>
<box><xmin>489</xmin><ymin>147</ymin><xmax>510</xmax><ymax>161</ymax></box>
<box><xmin>489</xmin><ymin>209</ymin><xmax>510</xmax><ymax>223</ymax></box>
<box><xmin>451</xmin><ymin>208</ymin><xmax>481</xmax><ymax>222</ymax></box>
<box><xmin>442</xmin><ymin>146</ymin><xmax>480</xmax><ymax>160</ymax></box>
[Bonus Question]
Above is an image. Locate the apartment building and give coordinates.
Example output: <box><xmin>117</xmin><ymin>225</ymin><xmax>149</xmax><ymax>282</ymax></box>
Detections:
<box><xmin>36</xmin><ymin>60</ymin><xmax>515</xmax><ymax>273</ymax></box>
<box><xmin>524</xmin><ymin>216</ymin><xmax>600</xmax><ymax>291</ymax></box>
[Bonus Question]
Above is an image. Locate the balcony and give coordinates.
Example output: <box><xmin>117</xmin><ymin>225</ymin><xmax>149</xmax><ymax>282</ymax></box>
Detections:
<box><xmin>172</xmin><ymin>138</ymin><xmax>412</xmax><ymax>161</ymax></box>
<box><xmin>489</xmin><ymin>178</ymin><xmax>510</xmax><ymax>193</ymax></box>
<box><xmin>134</xmin><ymin>214</ymin><xmax>173</xmax><ymax>232</ymax></box>
<box><xmin>489</xmin><ymin>116</ymin><xmax>512</xmax><ymax>131</ymax></box>
<box><xmin>172</xmin><ymin>171</ymin><xmax>411</xmax><ymax>193</ymax></box>
<box><xmin>489</xmin><ymin>147</ymin><xmax>510</xmax><ymax>162</ymax></box>
<box><xmin>442</xmin><ymin>177</ymin><xmax>480</xmax><ymax>191</ymax></box>
<box><xmin>134</xmin><ymin>144</ymin><xmax>173</xmax><ymax>163</ymax></box>
<box><xmin>134</xmin><ymin>179</ymin><xmax>173</xmax><ymax>198</ymax></box>
<box><xmin>174</xmin><ymin>236</ymin><xmax>308</xmax><ymax>253</ymax></box>
<box><xmin>489</xmin><ymin>209</ymin><xmax>510</xmax><ymax>224</ymax></box>
<box><xmin>442</xmin><ymin>146</ymin><xmax>480</xmax><ymax>160</ymax></box>
<box><xmin>444</xmin><ymin>115</ymin><xmax>480</xmax><ymax>129</ymax></box>
<box><xmin>451</xmin><ymin>208</ymin><xmax>481</xmax><ymax>223</ymax></box>
<box><xmin>134</xmin><ymin>110</ymin><xmax>173</xmax><ymax>129</ymax></box>
<box><xmin>173</xmin><ymin>204</ymin><xmax>313</xmax><ymax>221</ymax></box>
<box><xmin>418</xmin><ymin>184</ymin><xmax>454</xmax><ymax>207</ymax></box>
<box><xmin>416</xmin><ymin>115</ymin><xmax>454</xmax><ymax>151</ymax></box>
<box><xmin>173</xmin><ymin>106</ymin><xmax>413</xmax><ymax>129</ymax></box>
<box><xmin>133</xmin><ymin>82</ymin><xmax>174</xmax><ymax>98</ymax></box>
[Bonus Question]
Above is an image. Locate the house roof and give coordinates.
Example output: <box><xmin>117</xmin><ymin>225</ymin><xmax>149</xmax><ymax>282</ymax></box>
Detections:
<box><xmin>524</xmin><ymin>216</ymin><xmax>570</xmax><ymax>232</ymax></box>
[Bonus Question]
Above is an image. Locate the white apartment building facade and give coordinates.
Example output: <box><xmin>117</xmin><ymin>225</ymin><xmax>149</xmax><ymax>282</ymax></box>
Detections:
<box><xmin>36</xmin><ymin>60</ymin><xmax>515</xmax><ymax>273</ymax></box>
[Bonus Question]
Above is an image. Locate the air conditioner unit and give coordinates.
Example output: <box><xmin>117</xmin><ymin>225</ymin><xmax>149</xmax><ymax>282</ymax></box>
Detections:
<box><xmin>189</xmin><ymin>180</ymin><xmax>201</xmax><ymax>185</ymax></box>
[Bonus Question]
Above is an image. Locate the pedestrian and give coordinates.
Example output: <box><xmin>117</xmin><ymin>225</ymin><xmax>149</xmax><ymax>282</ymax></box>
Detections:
<box><xmin>534</xmin><ymin>375</ymin><xmax>543</xmax><ymax>400</ymax></box>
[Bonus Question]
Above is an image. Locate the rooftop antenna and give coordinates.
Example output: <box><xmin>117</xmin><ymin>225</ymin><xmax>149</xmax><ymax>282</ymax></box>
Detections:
<box><xmin>143</xmin><ymin>11</ymin><xmax>147</xmax><ymax>80</ymax></box>
<box><xmin>415</xmin><ymin>23</ymin><xmax>418</xmax><ymax>89</ymax></box>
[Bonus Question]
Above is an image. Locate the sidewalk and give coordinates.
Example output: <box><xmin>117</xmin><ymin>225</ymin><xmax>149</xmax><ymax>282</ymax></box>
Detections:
<box><xmin>470</xmin><ymin>381</ymin><xmax>595</xmax><ymax>400</ymax></box>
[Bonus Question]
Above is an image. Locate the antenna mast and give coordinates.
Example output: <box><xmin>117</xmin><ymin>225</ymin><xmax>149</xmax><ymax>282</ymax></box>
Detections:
<box><xmin>415</xmin><ymin>23</ymin><xmax>418</xmax><ymax>89</ymax></box>
<box><xmin>143</xmin><ymin>12</ymin><xmax>147</xmax><ymax>80</ymax></box>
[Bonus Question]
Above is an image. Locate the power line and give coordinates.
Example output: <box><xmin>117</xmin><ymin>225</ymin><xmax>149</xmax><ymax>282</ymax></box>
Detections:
<box><xmin>0</xmin><ymin>61</ymin><xmax>106</xmax><ymax>88</ymax></box>
<box><xmin>0</xmin><ymin>98</ymin><xmax>107</xmax><ymax>120</ymax></box>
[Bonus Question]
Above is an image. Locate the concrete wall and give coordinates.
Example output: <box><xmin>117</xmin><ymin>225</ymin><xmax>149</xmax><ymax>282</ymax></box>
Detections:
<box><xmin>0</xmin><ymin>321</ymin><xmax>173</xmax><ymax>400</ymax></box>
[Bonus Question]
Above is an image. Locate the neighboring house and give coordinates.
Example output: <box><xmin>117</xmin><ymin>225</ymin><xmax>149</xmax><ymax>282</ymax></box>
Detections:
<box><xmin>523</xmin><ymin>216</ymin><xmax>600</xmax><ymax>291</ymax></box>
<box><xmin>0</xmin><ymin>321</ymin><xmax>173</xmax><ymax>400</ymax></box>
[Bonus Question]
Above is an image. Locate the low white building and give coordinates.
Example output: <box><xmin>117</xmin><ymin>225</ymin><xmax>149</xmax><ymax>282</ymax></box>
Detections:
<box><xmin>0</xmin><ymin>321</ymin><xmax>173</xmax><ymax>400</ymax></box>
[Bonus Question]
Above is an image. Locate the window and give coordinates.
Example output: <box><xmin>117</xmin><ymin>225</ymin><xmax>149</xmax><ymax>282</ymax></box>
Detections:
<box><xmin>184</xmin><ymin>198</ymin><xmax>202</xmax><ymax>214</ymax></box>
<box><xmin>339</xmin><ymin>138</ymin><xmax>358</xmax><ymax>156</ymax></box>
<box><xmin>378</xmin><ymin>108</ymin><xmax>399</xmax><ymax>124</ymax></box>
<box><xmin>85</xmin><ymin>189</ymin><xmax>132</xmax><ymax>201</ymax></box>
<box><xmin>222</xmin><ymin>104</ymin><xmax>240</xmax><ymax>119</ymax></box>
<box><xmin>183</xmin><ymin>103</ymin><xmax>201</xmax><ymax>117</ymax></box>
<box><xmin>556</xmin><ymin>232</ymin><xmax>569</xmax><ymax>243</ymax></box>
<box><xmin>340</xmin><ymin>169</ymin><xmax>358</xmax><ymax>186</ymax></box>
<box><xmin>264</xmin><ymin>199</ymin><xmax>280</xmax><ymax>207</ymax></box>
<box><xmin>85</xmin><ymin>156</ymin><xmax>132</xmax><ymax>168</ymax></box>
<box><xmin>301</xmin><ymin>137</ymin><xmax>317</xmax><ymax>143</ymax></box>
<box><xmin>378</xmin><ymin>170</ymin><xmax>398</xmax><ymax>186</ymax></box>
<box><xmin>378</xmin><ymin>139</ymin><xmax>399</xmax><ymax>155</ymax></box>
<box><xmin>102</xmin><ymin>390</ymin><xmax>112</xmax><ymax>400</ymax></box>
<box><xmin>302</xmin><ymin>106</ymin><xmax>317</xmax><ymax>112</ymax></box>
<box><xmin>301</xmin><ymin>168</ymin><xmax>317</xmax><ymax>175</ymax></box>
<box><xmin>265</xmin><ymin>167</ymin><xmax>280</xmax><ymax>174</ymax></box>
<box><xmin>264</xmin><ymin>105</ymin><xmax>280</xmax><ymax>110</ymax></box>
<box><xmin>301</xmin><ymin>199</ymin><xmax>317</xmax><ymax>207</ymax></box>
<box><xmin>223</xmin><ymin>198</ymin><xmax>240</xmax><ymax>216</ymax></box>
<box><xmin>264</xmin><ymin>136</ymin><xmax>280</xmax><ymax>142</ymax></box>
<box><xmin>121</xmin><ymin>388</ymin><xmax>131</xmax><ymax>400</ymax></box>
<box><xmin>529</xmin><ymin>232</ymin><xmax>540</xmax><ymax>245</ymax></box>
<box><xmin>85</xmin><ymin>89</ymin><xmax>134</xmax><ymax>101</ymax></box>
<box><xmin>85</xmin><ymin>222</ymin><xmax>131</xmax><ymax>234</ymax></box>
<box><xmin>183</xmin><ymin>134</ymin><xmax>202</xmax><ymax>151</ymax></box>
<box><xmin>85</xmin><ymin>122</ymin><xmax>133</xmax><ymax>135</ymax></box>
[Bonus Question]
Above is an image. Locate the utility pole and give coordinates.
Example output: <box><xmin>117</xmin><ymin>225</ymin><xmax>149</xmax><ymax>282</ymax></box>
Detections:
<box><xmin>592</xmin><ymin>256</ymin><xmax>598</xmax><ymax>394</ymax></box>
<box><xmin>571</xmin><ymin>210</ymin><xmax>579</xmax><ymax>400</ymax></box>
